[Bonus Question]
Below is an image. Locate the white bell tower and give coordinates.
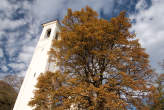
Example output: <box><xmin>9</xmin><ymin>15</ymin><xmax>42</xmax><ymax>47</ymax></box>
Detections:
<box><xmin>13</xmin><ymin>20</ymin><xmax>60</xmax><ymax>110</ymax></box>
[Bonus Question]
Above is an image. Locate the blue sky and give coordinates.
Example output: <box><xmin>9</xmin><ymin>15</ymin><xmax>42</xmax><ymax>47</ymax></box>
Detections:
<box><xmin>0</xmin><ymin>0</ymin><xmax>164</xmax><ymax>77</ymax></box>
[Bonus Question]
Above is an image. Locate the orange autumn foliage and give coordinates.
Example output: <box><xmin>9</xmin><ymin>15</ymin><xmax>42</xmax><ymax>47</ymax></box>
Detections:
<box><xmin>149</xmin><ymin>74</ymin><xmax>164</xmax><ymax>110</ymax></box>
<box><xmin>148</xmin><ymin>61</ymin><xmax>164</xmax><ymax>110</ymax></box>
<box><xmin>29</xmin><ymin>6</ymin><xmax>154</xmax><ymax>110</ymax></box>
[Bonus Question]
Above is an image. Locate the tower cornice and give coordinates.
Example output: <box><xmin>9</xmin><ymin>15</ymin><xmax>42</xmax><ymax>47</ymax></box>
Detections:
<box><xmin>42</xmin><ymin>19</ymin><xmax>61</xmax><ymax>27</ymax></box>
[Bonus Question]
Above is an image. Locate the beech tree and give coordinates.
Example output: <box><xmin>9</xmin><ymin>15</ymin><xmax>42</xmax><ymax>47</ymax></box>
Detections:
<box><xmin>149</xmin><ymin>74</ymin><xmax>164</xmax><ymax>110</ymax></box>
<box><xmin>148</xmin><ymin>61</ymin><xmax>164</xmax><ymax>110</ymax></box>
<box><xmin>29</xmin><ymin>6</ymin><xmax>154</xmax><ymax>110</ymax></box>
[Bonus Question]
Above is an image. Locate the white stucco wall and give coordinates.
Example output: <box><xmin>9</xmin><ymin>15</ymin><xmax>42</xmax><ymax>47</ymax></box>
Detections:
<box><xmin>13</xmin><ymin>20</ymin><xmax>60</xmax><ymax>110</ymax></box>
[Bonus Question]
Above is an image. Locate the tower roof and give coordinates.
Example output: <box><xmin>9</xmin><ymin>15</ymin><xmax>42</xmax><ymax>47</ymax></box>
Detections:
<box><xmin>41</xmin><ymin>19</ymin><xmax>61</xmax><ymax>27</ymax></box>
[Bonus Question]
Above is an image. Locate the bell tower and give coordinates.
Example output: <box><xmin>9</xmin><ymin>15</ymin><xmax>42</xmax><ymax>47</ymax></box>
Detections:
<box><xmin>13</xmin><ymin>20</ymin><xmax>60</xmax><ymax>110</ymax></box>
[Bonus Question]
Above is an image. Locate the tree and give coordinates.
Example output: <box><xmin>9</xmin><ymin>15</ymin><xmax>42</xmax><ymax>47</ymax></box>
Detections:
<box><xmin>149</xmin><ymin>74</ymin><xmax>164</xmax><ymax>110</ymax></box>
<box><xmin>3</xmin><ymin>74</ymin><xmax>23</xmax><ymax>92</ymax></box>
<box><xmin>29</xmin><ymin>6</ymin><xmax>154</xmax><ymax>110</ymax></box>
<box><xmin>148</xmin><ymin>61</ymin><xmax>164</xmax><ymax>110</ymax></box>
<box><xmin>0</xmin><ymin>80</ymin><xmax>17</xmax><ymax>110</ymax></box>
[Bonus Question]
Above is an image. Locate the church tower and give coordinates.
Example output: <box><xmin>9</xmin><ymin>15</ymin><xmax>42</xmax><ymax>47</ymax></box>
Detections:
<box><xmin>13</xmin><ymin>20</ymin><xmax>60</xmax><ymax>110</ymax></box>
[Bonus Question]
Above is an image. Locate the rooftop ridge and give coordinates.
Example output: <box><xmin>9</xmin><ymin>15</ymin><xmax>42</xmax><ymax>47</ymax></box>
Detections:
<box><xmin>42</xmin><ymin>19</ymin><xmax>60</xmax><ymax>27</ymax></box>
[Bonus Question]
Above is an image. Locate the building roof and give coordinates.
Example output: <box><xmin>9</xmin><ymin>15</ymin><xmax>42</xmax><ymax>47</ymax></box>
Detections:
<box><xmin>41</xmin><ymin>19</ymin><xmax>61</xmax><ymax>27</ymax></box>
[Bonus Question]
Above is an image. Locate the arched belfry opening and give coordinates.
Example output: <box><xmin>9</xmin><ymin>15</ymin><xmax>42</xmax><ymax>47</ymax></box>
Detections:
<box><xmin>46</xmin><ymin>28</ymin><xmax>51</xmax><ymax>38</ymax></box>
<box><xmin>55</xmin><ymin>32</ymin><xmax>59</xmax><ymax>40</ymax></box>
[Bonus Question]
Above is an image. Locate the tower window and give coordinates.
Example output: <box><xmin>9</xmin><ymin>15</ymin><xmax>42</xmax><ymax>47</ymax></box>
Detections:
<box><xmin>55</xmin><ymin>32</ymin><xmax>59</xmax><ymax>40</ymax></box>
<box><xmin>34</xmin><ymin>73</ymin><xmax>36</xmax><ymax>77</ymax></box>
<box><xmin>46</xmin><ymin>29</ymin><xmax>51</xmax><ymax>38</ymax></box>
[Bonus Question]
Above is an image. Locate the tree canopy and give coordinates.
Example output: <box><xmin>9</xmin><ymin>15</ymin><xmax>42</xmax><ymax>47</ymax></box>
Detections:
<box><xmin>3</xmin><ymin>74</ymin><xmax>23</xmax><ymax>92</ymax></box>
<box><xmin>0</xmin><ymin>80</ymin><xmax>17</xmax><ymax>110</ymax></box>
<box><xmin>148</xmin><ymin>61</ymin><xmax>164</xmax><ymax>110</ymax></box>
<box><xmin>29</xmin><ymin>6</ymin><xmax>154</xmax><ymax>110</ymax></box>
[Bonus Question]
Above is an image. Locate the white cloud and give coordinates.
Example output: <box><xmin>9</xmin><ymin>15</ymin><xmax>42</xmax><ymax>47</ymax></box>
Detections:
<box><xmin>130</xmin><ymin>0</ymin><xmax>164</xmax><ymax>72</ymax></box>
<box><xmin>32</xmin><ymin>0</ymin><xmax>115</xmax><ymax>23</ymax></box>
<box><xmin>0</xmin><ymin>48</ymin><xmax>3</xmax><ymax>58</ymax></box>
<box><xmin>0</xmin><ymin>0</ymin><xmax>35</xmax><ymax>76</ymax></box>
<box><xmin>135</xmin><ymin>0</ymin><xmax>148</xmax><ymax>10</ymax></box>
<box><xmin>18</xmin><ymin>46</ymin><xmax>35</xmax><ymax>64</ymax></box>
<box><xmin>1</xmin><ymin>65</ymin><xmax>8</xmax><ymax>72</ymax></box>
<box><xmin>8</xmin><ymin>63</ymin><xmax>26</xmax><ymax>71</ymax></box>
<box><xmin>0</xmin><ymin>19</ymin><xmax>26</xmax><ymax>30</ymax></box>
